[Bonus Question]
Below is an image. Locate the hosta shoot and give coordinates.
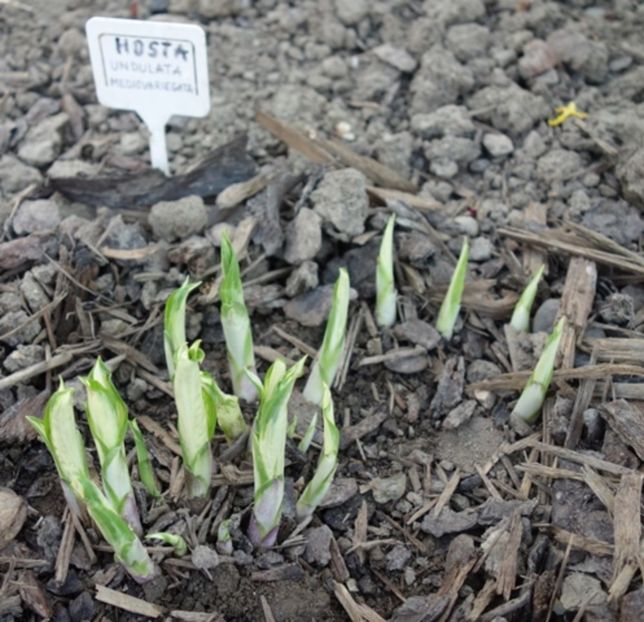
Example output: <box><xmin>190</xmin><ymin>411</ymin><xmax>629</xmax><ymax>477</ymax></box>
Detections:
<box><xmin>249</xmin><ymin>357</ymin><xmax>306</xmax><ymax>548</ymax></box>
<box><xmin>129</xmin><ymin>420</ymin><xmax>161</xmax><ymax>499</ymax></box>
<box><xmin>436</xmin><ymin>238</ymin><xmax>469</xmax><ymax>340</ymax></box>
<box><xmin>83</xmin><ymin>358</ymin><xmax>141</xmax><ymax>534</ymax></box>
<box><xmin>27</xmin><ymin>381</ymin><xmax>90</xmax><ymax>517</ymax></box>
<box><xmin>201</xmin><ymin>372</ymin><xmax>248</xmax><ymax>441</ymax></box>
<box><xmin>146</xmin><ymin>532</ymin><xmax>187</xmax><ymax>556</ymax></box>
<box><xmin>77</xmin><ymin>477</ymin><xmax>156</xmax><ymax>583</ymax></box>
<box><xmin>303</xmin><ymin>268</ymin><xmax>350</xmax><ymax>405</ymax></box>
<box><xmin>510</xmin><ymin>265</ymin><xmax>545</xmax><ymax>332</ymax></box>
<box><xmin>164</xmin><ymin>279</ymin><xmax>201</xmax><ymax>378</ymax></box>
<box><xmin>220</xmin><ymin>233</ymin><xmax>258</xmax><ymax>403</ymax></box>
<box><xmin>296</xmin><ymin>385</ymin><xmax>340</xmax><ymax>521</ymax></box>
<box><xmin>174</xmin><ymin>342</ymin><xmax>215</xmax><ymax>498</ymax></box>
<box><xmin>217</xmin><ymin>519</ymin><xmax>233</xmax><ymax>555</ymax></box>
<box><xmin>376</xmin><ymin>214</ymin><xmax>397</xmax><ymax>328</ymax></box>
<box><xmin>512</xmin><ymin>317</ymin><xmax>566</xmax><ymax>424</ymax></box>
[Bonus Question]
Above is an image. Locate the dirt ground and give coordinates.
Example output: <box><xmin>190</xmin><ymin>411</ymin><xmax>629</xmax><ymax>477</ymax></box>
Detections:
<box><xmin>1</xmin><ymin>0</ymin><xmax>644</xmax><ymax>620</ymax></box>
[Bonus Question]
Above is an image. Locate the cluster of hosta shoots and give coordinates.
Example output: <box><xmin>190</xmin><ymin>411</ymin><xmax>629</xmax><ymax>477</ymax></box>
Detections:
<box><xmin>509</xmin><ymin>265</ymin><xmax>545</xmax><ymax>332</ymax></box>
<box><xmin>28</xmin><ymin>380</ymin><xmax>156</xmax><ymax>583</ymax></box>
<box><xmin>436</xmin><ymin>238</ymin><xmax>469</xmax><ymax>340</ymax></box>
<box><xmin>303</xmin><ymin>268</ymin><xmax>350</xmax><ymax>405</ymax></box>
<box><xmin>376</xmin><ymin>214</ymin><xmax>397</xmax><ymax>328</ymax></box>
<box><xmin>512</xmin><ymin>317</ymin><xmax>566</xmax><ymax>423</ymax></box>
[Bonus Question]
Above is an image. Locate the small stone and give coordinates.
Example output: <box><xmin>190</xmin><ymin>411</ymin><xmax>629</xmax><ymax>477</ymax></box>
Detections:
<box><xmin>69</xmin><ymin>591</ymin><xmax>95</xmax><ymax>622</ymax></box>
<box><xmin>386</xmin><ymin>544</ymin><xmax>412</xmax><ymax>572</ymax></box>
<box><xmin>284</xmin><ymin>284</ymin><xmax>334</xmax><ymax>327</ymax></box>
<box><xmin>446</xmin><ymin>23</ymin><xmax>490</xmax><ymax>62</ymax></box>
<box><xmin>18</xmin><ymin>112</ymin><xmax>69</xmax><ymax>167</ymax></box>
<box><xmin>430</xmin><ymin>158</ymin><xmax>458</xmax><ymax>179</ymax></box>
<box><xmin>0</xmin><ymin>155</ymin><xmax>43</xmax><ymax>194</ymax></box>
<box><xmin>560</xmin><ymin>573</ymin><xmax>607</xmax><ymax>611</ymax></box>
<box><xmin>466</xmin><ymin>360</ymin><xmax>501</xmax><ymax>383</ymax></box>
<box><xmin>532</xmin><ymin>299</ymin><xmax>560</xmax><ymax>333</ymax></box>
<box><xmin>537</xmin><ymin>149</ymin><xmax>583</xmax><ymax>182</ymax></box>
<box><xmin>617</xmin><ymin>147</ymin><xmax>644</xmax><ymax>210</ymax></box>
<box><xmin>411</xmin><ymin>105</ymin><xmax>475</xmax><ymax>139</ymax></box>
<box><xmin>518</xmin><ymin>39</ymin><xmax>557</xmax><ymax>79</ymax></box>
<box><xmin>443</xmin><ymin>400</ymin><xmax>477</xmax><ymax>430</ymax></box>
<box><xmin>284</xmin><ymin>208</ymin><xmax>322</xmax><ymax>264</ymax></box>
<box><xmin>0</xmin><ymin>488</ymin><xmax>27</xmax><ymax>549</ymax></box>
<box><xmin>522</xmin><ymin>130</ymin><xmax>547</xmax><ymax>158</ymax></box>
<box><xmin>453</xmin><ymin>215</ymin><xmax>479</xmax><ymax>237</ymax></box>
<box><xmin>425</xmin><ymin>136</ymin><xmax>480</xmax><ymax>165</ymax></box>
<box><xmin>482</xmin><ymin>133</ymin><xmax>514</xmax><ymax>157</ymax></box>
<box><xmin>335</xmin><ymin>0</ymin><xmax>369</xmax><ymax>25</ymax></box>
<box><xmin>469</xmin><ymin>237</ymin><xmax>493</xmax><ymax>262</ymax></box>
<box><xmin>311</xmin><ymin>168</ymin><xmax>368</xmax><ymax>237</ymax></box>
<box><xmin>372</xmin><ymin>473</ymin><xmax>407</xmax><ymax>504</ymax></box>
<box><xmin>393</xmin><ymin>320</ymin><xmax>441</xmax><ymax>351</ymax></box>
<box><xmin>285</xmin><ymin>261</ymin><xmax>319</xmax><ymax>297</ymax></box>
<box><xmin>20</xmin><ymin>272</ymin><xmax>50</xmax><ymax>313</ymax></box>
<box><xmin>304</xmin><ymin>526</ymin><xmax>333</xmax><ymax>567</ymax></box>
<box><xmin>372</xmin><ymin>44</ymin><xmax>417</xmax><ymax>72</ymax></box>
<box><xmin>3</xmin><ymin>345</ymin><xmax>44</xmax><ymax>373</ymax></box>
<box><xmin>547</xmin><ymin>28</ymin><xmax>608</xmax><ymax>84</ymax></box>
<box><xmin>149</xmin><ymin>195</ymin><xmax>207</xmax><ymax>242</ymax></box>
<box><xmin>599</xmin><ymin>293</ymin><xmax>634</xmax><ymax>326</ymax></box>
<box><xmin>420</xmin><ymin>507</ymin><xmax>478</xmax><ymax>537</ymax></box>
<box><xmin>13</xmin><ymin>199</ymin><xmax>60</xmax><ymax>235</ymax></box>
<box><xmin>47</xmin><ymin>159</ymin><xmax>100</xmax><ymax>179</ymax></box>
<box><xmin>620</xmin><ymin>588</ymin><xmax>644</xmax><ymax>622</ymax></box>
<box><xmin>385</xmin><ymin>352</ymin><xmax>429</xmax><ymax>374</ymax></box>
<box><xmin>0</xmin><ymin>311</ymin><xmax>40</xmax><ymax>346</ymax></box>
<box><xmin>396</xmin><ymin>232</ymin><xmax>437</xmax><ymax>265</ymax></box>
<box><xmin>191</xmin><ymin>545</ymin><xmax>220</xmax><ymax>570</ymax></box>
<box><xmin>319</xmin><ymin>477</ymin><xmax>358</xmax><ymax>508</ymax></box>
<box><xmin>582</xmin><ymin>408</ymin><xmax>603</xmax><ymax>444</ymax></box>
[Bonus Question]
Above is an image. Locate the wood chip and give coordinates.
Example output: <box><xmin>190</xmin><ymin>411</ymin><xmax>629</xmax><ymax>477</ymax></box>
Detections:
<box><xmin>96</xmin><ymin>585</ymin><xmax>164</xmax><ymax>618</ymax></box>
<box><xmin>18</xmin><ymin>570</ymin><xmax>52</xmax><ymax>619</ymax></box>
<box><xmin>259</xmin><ymin>595</ymin><xmax>277</xmax><ymax>622</ymax></box>
<box><xmin>367</xmin><ymin>186</ymin><xmax>444</xmax><ymax>212</ymax></box>
<box><xmin>0</xmin><ymin>351</ymin><xmax>73</xmax><ymax>392</ymax></box>
<box><xmin>340</xmin><ymin>411</ymin><xmax>387</xmax><ymax>449</ymax></box>
<box><xmin>216</xmin><ymin>172</ymin><xmax>272</xmax><ymax>209</ymax></box>
<box><xmin>556</xmin><ymin>258</ymin><xmax>597</xmax><ymax>368</ymax></box>
<box><xmin>0</xmin><ymin>489</ymin><xmax>26</xmax><ymax>550</ymax></box>
<box><xmin>333</xmin><ymin>581</ymin><xmax>387</xmax><ymax>622</ymax></box>
<box><xmin>601</xmin><ymin>400</ymin><xmax>644</xmax><ymax>461</ymax></box>
<box><xmin>496</xmin><ymin>511</ymin><xmax>522</xmax><ymax>600</ymax></box>
<box><xmin>609</xmin><ymin>472</ymin><xmax>643</xmax><ymax>602</ymax></box>
<box><xmin>522</xmin><ymin>202</ymin><xmax>548</xmax><ymax>275</ymax></box>
<box><xmin>250</xmin><ymin>564</ymin><xmax>304</xmax><ymax>582</ymax></box>
<box><xmin>138</xmin><ymin>415</ymin><xmax>182</xmax><ymax>456</ymax></box>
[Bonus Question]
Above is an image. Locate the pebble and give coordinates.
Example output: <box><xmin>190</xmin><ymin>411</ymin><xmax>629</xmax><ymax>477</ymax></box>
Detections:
<box><xmin>371</xmin><ymin>473</ymin><xmax>407</xmax><ymax>504</ymax></box>
<box><xmin>17</xmin><ymin>112</ymin><xmax>68</xmax><ymax>167</ymax></box>
<box><xmin>453</xmin><ymin>215</ymin><xmax>479</xmax><ymax>237</ymax></box>
<box><xmin>616</xmin><ymin>147</ymin><xmax>644</xmax><ymax>210</ymax></box>
<box><xmin>12</xmin><ymin>199</ymin><xmax>60</xmax><ymax>235</ymax></box>
<box><xmin>0</xmin><ymin>310</ymin><xmax>41</xmax><ymax>347</ymax></box>
<box><xmin>532</xmin><ymin>299</ymin><xmax>560</xmax><ymax>333</ymax></box>
<box><xmin>536</xmin><ymin>148</ymin><xmax>583</xmax><ymax>182</ymax></box>
<box><xmin>372</xmin><ymin>44</ymin><xmax>417</xmax><ymax>73</ymax></box>
<box><xmin>69</xmin><ymin>591</ymin><xmax>95</xmax><ymax>622</ymax></box>
<box><xmin>0</xmin><ymin>155</ymin><xmax>43</xmax><ymax>194</ymax></box>
<box><xmin>191</xmin><ymin>545</ymin><xmax>220</xmax><ymax>570</ymax></box>
<box><xmin>304</xmin><ymin>525</ymin><xmax>333</xmax><ymax>567</ymax></box>
<box><xmin>284</xmin><ymin>208</ymin><xmax>322</xmax><ymax>264</ymax></box>
<box><xmin>560</xmin><ymin>573</ymin><xmax>607</xmax><ymax>611</ymax></box>
<box><xmin>469</xmin><ymin>236</ymin><xmax>493</xmax><ymax>262</ymax></box>
<box><xmin>599</xmin><ymin>293</ymin><xmax>634</xmax><ymax>326</ymax></box>
<box><xmin>148</xmin><ymin>195</ymin><xmax>208</xmax><ymax>242</ymax></box>
<box><xmin>411</xmin><ymin>105</ymin><xmax>475</xmax><ymax>139</ymax></box>
<box><xmin>335</xmin><ymin>0</ymin><xmax>369</xmax><ymax>25</ymax></box>
<box><xmin>385</xmin><ymin>544</ymin><xmax>412</xmax><ymax>572</ymax></box>
<box><xmin>393</xmin><ymin>320</ymin><xmax>441</xmax><ymax>351</ymax></box>
<box><xmin>482</xmin><ymin>133</ymin><xmax>514</xmax><ymax>157</ymax></box>
<box><xmin>283</xmin><ymin>283</ymin><xmax>334</xmax><ymax>327</ymax></box>
<box><xmin>443</xmin><ymin>400</ymin><xmax>477</xmax><ymax>430</ymax></box>
<box><xmin>446</xmin><ymin>23</ymin><xmax>490</xmax><ymax>62</ymax></box>
<box><xmin>311</xmin><ymin>168</ymin><xmax>368</xmax><ymax>237</ymax></box>
<box><xmin>285</xmin><ymin>260</ymin><xmax>319</xmax><ymax>297</ymax></box>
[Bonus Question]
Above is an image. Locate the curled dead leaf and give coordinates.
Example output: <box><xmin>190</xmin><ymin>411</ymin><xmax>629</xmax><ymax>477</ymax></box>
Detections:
<box><xmin>0</xmin><ymin>488</ymin><xmax>27</xmax><ymax>549</ymax></box>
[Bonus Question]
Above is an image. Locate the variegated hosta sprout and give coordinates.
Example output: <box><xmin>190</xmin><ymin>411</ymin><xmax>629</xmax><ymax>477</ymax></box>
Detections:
<box><xmin>220</xmin><ymin>233</ymin><xmax>258</xmax><ymax>403</ymax></box>
<box><xmin>83</xmin><ymin>358</ymin><xmax>141</xmax><ymax>534</ymax></box>
<box><xmin>27</xmin><ymin>381</ymin><xmax>90</xmax><ymax>518</ymax></box>
<box><xmin>249</xmin><ymin>357</ymin><xmax>306</xmax><ymax>548</ymax></box>
<box><xmin>164</xmin><ymin>278</ymin><xmax>201</xmax><ymax>378</ymax></box>
<box><xmin>376</xmin><ymin>214</ymin><xmax>397</xmax><ymax>328</ymax></box>
<box><xmin>303</xmin><ymin>268</ymin><xmax>350</xmax><ymax>405</ymax></box>
<box><xmin>512</xmin><ymin>317</ymin><xmax>566</xmax><ymax>423</ymax></box>
<box><xmin>129</xmin><ymin>419</ymin><xmax>161</xmax><ymax>499</ymax></box>
<box><xmin>296</xmin><ymin>384</ymin><xmax>339</xmax><ymax>521</ymax></box>
<box><xmin>509</xmin><ymin>265</ymin><xmax>545</xmax><ymax>333</ymax></box>
<box><xmin>436</xmin><ymin>238</ymin><xmax>469</xmax><ymax>340</ymax></box>
<box><xmin>174</xmin><ymin>342</ymin><xmax>216</xmax><ymax>498</ymax></box>
<box><xmin>28</xmin><ymin>384</ymin><xmax>155</xmax><ymax>583</ymax></box>
<box><xmin>77</xmin><ymin>477</ymin><xmax>156</xmax><ymax>583</ymax></box>
<box><xmin>146</xmin><ymin>532</ymin><xmax>187</xmax><ymax>556</ymax></box>
<box><xmin>216</xmin><ymin>518</ymin><xmax>233</xmax><ymax>555</ymax></box>
<box><xmin>201</xmin><ymin>372</ymin><xmax>248</xmax><ymax>442</ymax></box>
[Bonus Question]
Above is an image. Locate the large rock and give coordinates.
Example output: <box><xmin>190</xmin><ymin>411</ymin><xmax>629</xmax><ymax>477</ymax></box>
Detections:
<box><xmin>148</xmin><ymin>195</ymin><xmax>208</xmax><ymax>242</ymax></box>
<box><xmin>0</xmin><ymin>155</ymin><xmax>43</xmax><ymax>194</ymax></box>
<box><xmin>311</xmin><ymin>168</ymin><xmax>368</xmax><ymax>236</ymax></box>
<box><xmin>617</xmin><ymin>147</ymin><xmax>644</xmax><ymax>210</ymax></box>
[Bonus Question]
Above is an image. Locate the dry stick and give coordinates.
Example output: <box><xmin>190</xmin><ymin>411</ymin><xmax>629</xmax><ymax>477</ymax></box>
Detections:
<box><xmin>54</xmin><ymin>509</ymin><xmax>74</xmax><ymax>585</ymax></box>
<box><xmin>333</xmin><ymin>581</ymin><xmax>387</xmax><ymax>622</ymax></box>
<box><xmin>499</xmin><ymin>226</ymin><xmax>644</xmax><ymax>276</ymax></box>
<box><xmin>95</xmin><ymin>585</ymin><xmax>164</xmax><ymax>618</ymax></box>
<box><xmin>271</xmin><ymin>325</ymin><xmax>317</xmax><ymax>358</ymax></box>
<box><xmin>0</xmin><ymin>293</ymin><xmax>67</xmax><ymax>343</ymax></box>
<box><xmin>565</xmin><ymin>349</ymin><xmax>597</xmax><ymax>449</ymax></box>
<box><xmin>260</xmin><ymin>596</ymin><xmax>277</xmax><ymax>622</ymax></box>
<box><xmin>0</xmin><ymin>351</ymin><xmax>73</xmax><ymax>392</ymax></box>
<box><xmin>608</xmin><ymin>472</ymin><xmax>643</xmax><ymax>602</ymax></box>
<box><xmin>565</xmin><ymin>220</ymin><xmax>644</xmax><ymax>268</ymax></box>
<box><xmin>545</xmin><ymin>535</ymin><xmax>574</xmax><ymax>622</ymax></box>
<box><xmin>431</xmin><ymin>469</ymin><xmax>460</xmax><ymax>518</ymax></box>
<box><xmin>522</xmin><ymin>202</ymin><xmax>548</xmax><ymax>275</ymax></box>
<box><xmin>582</xmin><ymin>467</ymin><xmax>616</xmax><ymax>516</ymax></box>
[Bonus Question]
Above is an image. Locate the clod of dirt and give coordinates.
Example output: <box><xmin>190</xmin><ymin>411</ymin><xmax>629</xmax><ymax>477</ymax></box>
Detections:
<box><xmin>191</xmin><ymin>545</ymin><xmax>221</xmax><ymax>571</ymax></box>
<box><xmin>148</xmin><ymin>195</ymin><xmax>208</xmax><ymax>242</ymax></box>
<box><xmin>12</xmin><ymin>199</ymin><xmax>61</xmax><ymax>235</ymax></box>
<box><xmin>559</xmin><ymin>573</ymin><xmax>607</xmax><ymax>611</ymax></box>
<box><xmin>371</xmin><ymin>473</ymin><xmax>407</xmax><ymax>504</ymax></box>
<box><xmin>318</xmin><ymin>477</ymin><xmax>358</xmax><ymax>509</ymax></box>
<box><xmin>304</xmin><ymin>525</ymin><xmax>333</xmax><ymax>567</ymax></box>
<box><xmin>0</xmin><ymin>488</ymin><xmax>27</xmax><ymax>549</ymax></box>
<box><xmin>68</xmin><ymin>591</ymin><xmax>95</xmax><ymax>622</ymax></box>
<box><xmin>420</xmin><ymin>507</ymin><xmax>478</xmax><ymax>538</ymax></box>
<box><xmin>284</xmin><ymin>284</ymin><xmax>334</xmax><ymax>327</ymax></box>
<box><xmin>617</xmin><ymin>147</ymin><xmax>644</xmax><ymax>210</ymax></box>
<box><xmin>394</xmin><ymin>320</ymin><xmax>441</xmax><ymax>351</ymax></box>
<box><xmin>385</xmin><ymin>544</ymin><xmax>412</xmax><ymax>572</ymax></box>
<box><xmin>283</xmin><ymin>207</ymin><xmax>322</xmax><ymax>264</ymax></box>
<box><xmin>429</xmin><ymin>356</ymin><xmax>465</xmax><ymax>418</ymax></box>
<box><xmin>442</xmin><ymin>400</ymin><xmax>476</xmax><ymax>430</ymax></box>
<box><xmin>0</xmin><ymin>154</ymin><xmax>43</xmax><ymax>193</ymax></box>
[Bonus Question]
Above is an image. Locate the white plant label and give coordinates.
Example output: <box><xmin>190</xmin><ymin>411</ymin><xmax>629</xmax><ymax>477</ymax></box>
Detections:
<box><xmin>86</xmin><ymin>16</ymin><xmax>210</xmax><ymax>174</ymax></box>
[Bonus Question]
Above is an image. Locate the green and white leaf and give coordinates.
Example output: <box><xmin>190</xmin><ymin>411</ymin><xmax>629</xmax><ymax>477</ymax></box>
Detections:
<box><xmin>376</xmin><ymin>214</ymin><xmax>397</xmax><ymax>328</ymax></box>
<box><xmin>164</xmin><ymin>279</ymin><xmax>201</xmax><ymax>378</ymax></box>
<box><xmin>510</xmin><ymin>265</ymin><xmax>545</xmax><ymax>333</ymax></box>
<box><xmin>146</xmin><ymin>532</ymin><xmax>187</xmax><ymax>556</ymax></box>
<box><xmin>303</xmin><ymin>268</ymin><xmax>350</xmax><ymax>405</ymax></box>
<box><xmin>436</xmin><ymin>238</ymin><xmax>469</xmax><ymax>340</ymax></box>
<box><xmin>201</xmin><ymin>371</ymin><xmax>247</xmax><ymax>441</ymax></box>
<box><xmin>129</xmin><ymin>419</ymin><xmax>161</xmax><ymax>498</ymax></box>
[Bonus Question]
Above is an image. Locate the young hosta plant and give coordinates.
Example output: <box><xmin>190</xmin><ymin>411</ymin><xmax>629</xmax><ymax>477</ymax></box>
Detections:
<box><xmin>249</xmin><ymin>357</ymin><xmax>306</xmax><ymax>548</ymax></box>
<box><xmin>296</xmin><ymin>384</ymin><xmax>339</xmax><ymax>521</ymax></box>
<box><xmin>146</xmin><ymin>532</ymin><xmax>187</xmax><ymax>556</ymax></box>
<box><xmin>436</xmin><ymin>238</ymin><xmax>469</xmax><ymax>340</ymax></box>
<box><xmin>512</xmin><ymin>317</ymin><xmax>566</xmax><ymax>424</ymax></box>
<box><xmin>27</xmin><ymin>381</ymin><xmax>90</xmax><ymax>517</ymax></box>
<box><xmin>376</xmin><ymin>214</ymin><xmax>397</xmax><ymax>328</ymax></box>
<box><xmin>510</xmin><ymin>265</ymin><xmax>545</xmax><ymax>333</ymax></box>
<box><xmin>83</xmin><ymin>359</ymin><xmax>141</xmax><ymax>534</ymax></box>
<box><xmin>303</xmin><ymin>268</ymin><xmax>350</xmax><ymax>405</ymax></box>
<box><xmin>28</xmin><ymin>384</ymin><xmax>155</xmax><ymax>583</ymax></box>
<box><xmin>201</xmin><ymin>372</ymin><xmax>248</xmax><ymax>441</ymax></box>
<box><xmin>220</xmin><ymin>233</ymin><xmax>258</xmax><ymax>403</ymax></box>
<box><xmin>129</xmin><ymin>420</ymin><xmax>161</xmax><ymax>499</ymax></box>
<box><xmin>174</xmin><ymin>342</ymin><xmax>216</xmax><ymax>498</ymax></box>
<box><xmin>164</xmin><ymin>279</ymin><xmax>201</xmax><ymax>378</ymax></box>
